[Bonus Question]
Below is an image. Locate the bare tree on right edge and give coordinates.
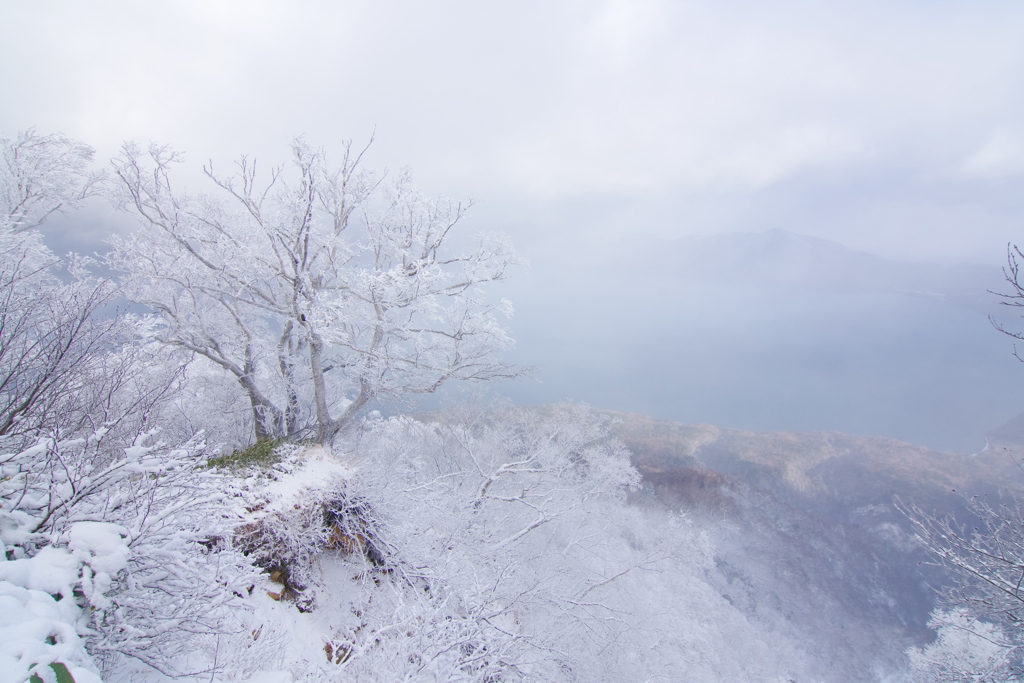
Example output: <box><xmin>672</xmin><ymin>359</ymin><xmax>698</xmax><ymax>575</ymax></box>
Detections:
<box><xmin>898</xmin><ymin>242</ymin><xmax>1024</xmax><ymax>681</ymax></box>
<box><xmin>903</xmin><ymin>495</ymin><xmax>1024</xmax><ymax>681</ymax></box>
<box><xmin>990</xmin><ymin>243</ymin><xmax>1024</xmax><ymax>362</ymax></box>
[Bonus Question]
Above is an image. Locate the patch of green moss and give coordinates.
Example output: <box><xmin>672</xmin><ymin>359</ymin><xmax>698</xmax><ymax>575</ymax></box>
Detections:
<box><xmin>30</xmin><ymin>662</ymin><xmax>75</xmax><ymax>683</ymax></box>
<box><xmin>207</xmin><ymin>437</ymin><xmax>284</xmax><ymax>471</ymax></box>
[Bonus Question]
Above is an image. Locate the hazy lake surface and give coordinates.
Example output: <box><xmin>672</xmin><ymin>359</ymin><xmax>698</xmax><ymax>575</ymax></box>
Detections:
<box><xmin>497</xmin><ymin>278</ymin><xmax>1024</xmax><ymax>453</ymax></box>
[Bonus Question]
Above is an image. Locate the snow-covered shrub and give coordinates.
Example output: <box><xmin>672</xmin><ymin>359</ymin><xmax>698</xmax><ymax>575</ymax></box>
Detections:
<box><xmin>1</xmin><ymin>428</ymin><xmax>257</xmax><ymax>679</ymax></box>
<box><xmin>196</xmin><ymin>406</ymin><xmax>643</xmax><ymax>681</ymax></box>
<box><xmin>354</xmin><ymin>405</ymin><xmax>818</xmax><ymax>681</ymax></box>
<box><xmin>904</xmin><ymin>495</ymin><xmax>1024</xmax><ymax>681</ymax></box>
<box><xmin>0</xmin><ymin>545</ymin><xmax>102</xmax><ymax>683</ymax></box>
<box><xmin>126</xmin><ymin>405</ymin><xmax>817</xmax><ymax>683</ymax></box>
<box><xmin>229</xmin><ymin>445</ymin><xmax>384</xmax><ymax>604</ymax></box>
<box><xmin>345</xmin><ymin>404</ymin><xmax>645</xmax><ymax>679</ymax></box>
<box><xmin>908</xmin><ymin>609</ymin><xmax>1020</xmax><ymax>682</ymax></box>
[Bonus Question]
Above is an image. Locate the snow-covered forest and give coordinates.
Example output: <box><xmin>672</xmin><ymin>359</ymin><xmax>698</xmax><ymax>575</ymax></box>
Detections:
<box><xmin>3</xmin><ymin>129</ymin><xmax>1024</xmax><ymax>683</ymax></box>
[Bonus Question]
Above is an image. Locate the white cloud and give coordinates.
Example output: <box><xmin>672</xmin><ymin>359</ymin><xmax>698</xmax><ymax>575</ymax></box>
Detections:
<box><xmin>962</xmin><ymin>127</ymin><xmax>1024</xmax><ymax>178</ymax></box>
<box><xmin>707</xmin><ymin>123</ymin><xmax>867</xmax><ymax>187</ymax></box>
<box><xmin>3</xmin><ymin>0</ymin><xmax>1024</xmax><ymax>260</ymax></box>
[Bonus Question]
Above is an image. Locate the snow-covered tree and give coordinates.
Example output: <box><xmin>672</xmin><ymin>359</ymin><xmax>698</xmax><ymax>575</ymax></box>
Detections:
<box><xmin>345</xmin><ymin>405</ymin><xmax>642</xmax><ymax>680</ymax></box>
<box><xmin>0</xmin><ymin>132</ymin><xmax>116</xmax><ymax>441</ymax></box>
<box><xmin>905</xmin><ymin>496</ymin><xmax>1024</xmax><ymax>680</ymax></box>
<box><xmin>0</xmin><ymin>233</ymin><xmax>122</xmax><ymax>440</ymax></box>
<box><xmin>1</xmin><ymin>129</ymin><xmax>103</xmax><ymax>234</ymax></box>
<box><xmin>909</xmin><ymin>608</ymin><xmax>1019</xmax><ymax>682</ymax></box>
<box><xmin>900</xmin><ymin>243</ymin><xmax>1024</xmax><ymax>681</ymax></box>
<box><xmin>109</xmin><ymin>140</ymin><xmax>518</xmax><ymax>445</ymax></box>
<box><xmin>0</xmin><ymin>130</ymin><xmax>260</xmax><ymax>682</ymax></box>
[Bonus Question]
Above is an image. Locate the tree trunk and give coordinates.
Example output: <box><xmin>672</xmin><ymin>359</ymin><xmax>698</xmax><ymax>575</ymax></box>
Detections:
<box><xmin>308</xmin><ymin>329</ymin><xmax>332</xmax><ymax>444</ymax></box>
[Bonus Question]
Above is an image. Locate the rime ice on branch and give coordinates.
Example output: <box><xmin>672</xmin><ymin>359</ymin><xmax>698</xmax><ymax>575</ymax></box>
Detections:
<box><xmin>109</xmin><ymin>140</ymin><xmax>519</xmax><ymax>445</ymax></box>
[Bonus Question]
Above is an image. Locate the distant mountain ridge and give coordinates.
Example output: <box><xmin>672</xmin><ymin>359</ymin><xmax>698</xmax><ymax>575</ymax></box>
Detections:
<box><xmin>621</xmin><ymin>228</ymin><xmax>1006</xmax><ymax>314</ymax></box>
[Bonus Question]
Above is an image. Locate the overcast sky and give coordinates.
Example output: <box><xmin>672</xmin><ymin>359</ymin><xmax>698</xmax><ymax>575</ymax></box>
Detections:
<box><xmin>4</xmin><ymin>0</ymin><xmax>1024</xmax><ymax>264</ymax></box>
<box><xmin>5</xmin><ymin>1</ymin><xmax>1024</xmax><ymax>447</ymax></box>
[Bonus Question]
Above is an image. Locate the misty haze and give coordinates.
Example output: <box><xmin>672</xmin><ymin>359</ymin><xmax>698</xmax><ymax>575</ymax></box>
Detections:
<box><xmin>497</xmin><ymin>228</ymin><xmax>1024</xmax><ymax>453</ymax></box>
<box><xmin>5</xmin><ymin>2</ymin><xmax>1024</xmax><ymax>682</ymax></box>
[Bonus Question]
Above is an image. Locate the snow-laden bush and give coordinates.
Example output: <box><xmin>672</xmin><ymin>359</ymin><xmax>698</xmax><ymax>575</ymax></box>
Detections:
<box><xmin>0</xmin><ymin>545</ymin><xmax>101</xmax><ymax>683</ymax></box>
<box><xmin>339</xmin><ymin>405</ymin><xmax>643</xmax><ymax>680</ymax></box>
<box><xmin>207</xmin><ymin>405</ymin><xmax>639</xmax><ymax>681</ymax></box>
<box><xmin>213</xmin><ymin>405</ymin><xmax>812</xmax><ymax>683</ymax></box>
<box><xmin>229</xmin><ymin>444</ymin><xmax>378</xmax><ymax>601</ymax></box>
<box><xmin>904</xmin><ymin>494</ymin><xmax>1024</xmax><ymax>681</ymax></box>
<box><xmin>908</xmin><ymin>608</ymin><xmax>1019</xmax><ymax>682</ymax></box>
<box><xmin>345</xmin><ymin>405</ymin><xmax>810</xmax><ymax>681</ymax></box>
<box><xmin>1</xmin><ymin>427</ymin><xmax>257</xmax><ymax>680</ymax></box>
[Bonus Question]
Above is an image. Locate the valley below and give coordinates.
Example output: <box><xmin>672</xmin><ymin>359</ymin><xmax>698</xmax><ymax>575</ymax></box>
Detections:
<box><xmin>603</xmin><ymin>408</ymin><xmax>1024</xmax><ymax>680</ymax></box>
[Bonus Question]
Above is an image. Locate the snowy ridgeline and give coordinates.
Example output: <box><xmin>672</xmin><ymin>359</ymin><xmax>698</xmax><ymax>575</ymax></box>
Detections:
<box><xmin>2</xmin><ymin>405</ymin><xmax>884</xmax><ymax>683</ymax></box>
